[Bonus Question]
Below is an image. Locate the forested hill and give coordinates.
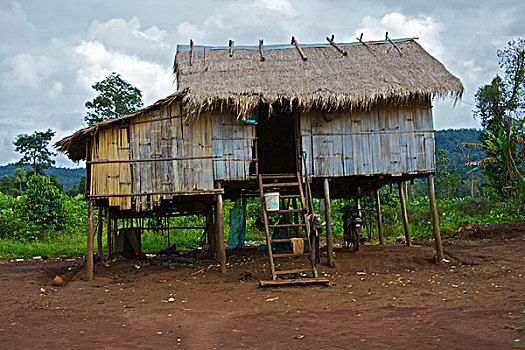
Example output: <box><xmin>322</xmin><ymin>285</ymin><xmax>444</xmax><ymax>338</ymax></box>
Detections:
<box><xmin>0</xmin><ymin>164</ymin><xmax>84</xmax><ymax>191</ymax></box>
<box><xmin>434</xmin><ymin>128</ymin><xmax>484</xmax><ymax>169</ymax></box>
<box><xmin>0</xmin><ymin>129</ymin><xmax>483</xmax><ymax>191</ymax></box>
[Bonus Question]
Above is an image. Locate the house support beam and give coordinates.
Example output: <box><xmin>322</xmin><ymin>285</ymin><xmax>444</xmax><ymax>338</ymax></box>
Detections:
<box><xmin>215</xmin><ymin>181</ymin><xmax>227</xmax><ymax>274</ymax></box>
<box><xmin>375</xmin><ymin>189</ymin><xmax>385</xmax><ymax>245</ymax></box>
<box><xmin>97</xmin><ymin>206</ymin><xmax>103</xmax><ymax>257</ymax></box>
<box><xmin>427</xmin><ymin>174</ymin><xmax>444</xmax><ymax>266</ymax></box>
<box><xmin>206</xmin><ymin>209</ymin><xmax>215</xmax><ymax>258</ymax></box>
<box><xmin>323</xmin><ymin>178</ymin><xmax>335</xmax><ymax>267</ymax></box>
<box><xmin>398</xmin><ymin>182</ymin><xmax>412</xmax><ymax>246</ymax></box>
<box><xmin>106</xmin><ymin>208</ymin><xmax>112</xmax><ymax>257</ymax></box>
<box><xmin>86</xmin><ymin>200</ymin><xmax>95</xmax><ymax>281</ymax></box>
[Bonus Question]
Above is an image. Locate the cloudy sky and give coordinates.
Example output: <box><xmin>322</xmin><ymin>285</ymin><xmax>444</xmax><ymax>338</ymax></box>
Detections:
<box><xmin>1</xmin><ymin>0</ymin><xmax>524</xmax><ymax>167</ymax></box>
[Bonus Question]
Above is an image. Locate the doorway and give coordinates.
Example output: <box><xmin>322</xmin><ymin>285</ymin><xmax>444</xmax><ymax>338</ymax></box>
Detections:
<box><xmin>257</xmin><ymin>104</ymin><xmax>297</xmax><ymax>174</ymax></box>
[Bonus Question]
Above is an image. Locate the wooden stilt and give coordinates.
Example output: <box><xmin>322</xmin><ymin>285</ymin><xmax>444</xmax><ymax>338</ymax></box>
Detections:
<box><xmin>97</xmin><ymin>206</ymin><xmax>103</xmax><ymax>257</ymax></box>
<box><xmin>323</xmin><ymin>178</ymin><xmax>335</xmax><ymax>267</ymax></box>
<box><xmin>112</xmin><ymin>218</ymin><xmax>118</xmax><ymax>255</ymax></box>
<box><xmin>86</xmin><ymin>200</ymin><xmax>95</xmax><ymax>281</ymax></box>
<box><xmin>215</xmin><ymin>182</ymin><xmax>227</xmax><ymax>274</ymax></box>
<box><xmin>428</xmin><ymin>174</ymin><xmax>444</xmax><ymax>266</ymax></box>
<box><xmin>206</xmin><ymin>209</ymin><xmax>215</xmax><ymax>257</ymax></box>
<box><xmin>106</xmin><ymin>208</ymin><xmax>111</xmax><ymax>257</ymax></box>
<box><xmin>398</xmin><ymin>182</ymin><xmax>412</xmax><ymax>246</ymax></box>
<box><xmin>375</xmin><ymin>189</ymin><xmax>384</xmax><ymax>245</ymax></box>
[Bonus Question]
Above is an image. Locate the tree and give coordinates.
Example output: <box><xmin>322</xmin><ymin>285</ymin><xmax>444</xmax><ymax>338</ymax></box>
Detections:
<box><xmin>470</xmin><ymin>38</ymin><xmax>525</xmax><ymax>197</ymax></box>
<box><xmin>474</xmin><ymin>38</ymin><xmax>525</xmax><ymax>133</ymax></box>
<box><xmin>13</xmin><ymin>129</ymin><xmax>56</xmax><ymax>176</ymax></box>
<box><xmin>12</xmin><ymin>168</ymin><xmax>27</xmax><ymax>193</ymax></box>
<box><xmin>84</xmin><ymin>72</ymin><xmax>143</xmax><ymax>125</ymax></box>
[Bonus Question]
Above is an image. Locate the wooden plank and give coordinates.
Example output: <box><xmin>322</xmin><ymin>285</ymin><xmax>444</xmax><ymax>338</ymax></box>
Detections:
<box><xmin>259</xmin><ymin>278</ymin><xmax>330</xmax><ymax>287</ymax></box>
<box><xmin>275</xmin><ymin>268</ymin><xmax>313</xmax><ymax>275</ymax></box>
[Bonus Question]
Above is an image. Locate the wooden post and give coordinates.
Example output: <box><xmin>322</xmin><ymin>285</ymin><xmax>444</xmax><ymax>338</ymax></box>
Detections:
<box><xmin>428</xmin><ymin>174</ymin><xmax>444</xmax><ymax>266</ymax></box>
<box><xmin>206</xmin><ymin>209</ymin><xmax>215</xmax><ymax>257</ymax></box>
<box><xmin>106</xmin><ymin>208</ymin><xmax>112</xmax><ymax>257</ymax></box>
<box><xmin>112</xmin><ymin>218</ymin><xmax>118</xmax><ymax>255</ymax></box>
<box><xmin>375</xmin><ymin>189</ymin><xmax>384</xmax><ymax>245</ymax></box>
<box><xmin>86</xmin><ymin>200</ymin><xmax>95</xmax><ymax>281</ymax></box>
<box><xmin>97</xmin><ymin>206</ymin><xmax>103</xmax><ymax>257</ymax></box>
<box><xmin>323</xmin><ymin>178</ymin><xmax>335</xmax><ymax>267</ymax></box>
<box><xmin>215</xmin><ymin>182</ymin><xmax>227</xmax><ymax>274</ymax></box>
<box><xmin>398</xmin><ymin>182</ymin><xmax>412</xmax><ymax>246</ymax></box>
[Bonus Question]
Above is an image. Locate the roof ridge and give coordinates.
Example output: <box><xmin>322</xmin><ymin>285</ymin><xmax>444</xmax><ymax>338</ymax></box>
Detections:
<box><xmin>177</xmin><ymin>37</ymin><xmax>419</xmax><ymax>52</ymax></box>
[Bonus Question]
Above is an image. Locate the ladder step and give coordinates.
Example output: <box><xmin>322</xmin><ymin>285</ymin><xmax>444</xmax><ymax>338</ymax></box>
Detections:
<box><xmin>273</xmin><ymin>253</ymin><xmax>309</xmax><ymax>258</ymax></box>
<box><xmin>262</xmin><ymin>182</ymin><xmax>299</xmax><ymax>188</ymax></box>
<box><xmin>260</xmin><ymin>173</ymin><xmax>297</xmax><ymax>179</ymax></box>
<box><xmin>271</xmin><ymin>238</ymin><xmax>307</xmax><ymax>243</ymax></box>
<box><xmin>268</xmin><ymin>209</ymin><xmax>303</xmax><ymax>214</ymax></box>
<box><xmin>269</xmin><ymin>223</ymin><xmax>306</xmax><ymax>228</ymax></box>
<box><xmin>275</xmin><ymin>268</ymin><xmax>312</xmax><ymax>275</ymax></box>
<box><xmin>279</xmin><ymin>194</ymin><xmax>301</xmax><ymax>199</ymax></box>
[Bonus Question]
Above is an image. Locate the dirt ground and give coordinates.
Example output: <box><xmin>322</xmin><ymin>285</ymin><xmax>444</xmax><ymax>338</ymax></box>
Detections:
<box><xmin>1</xmin><ymin>221</ymin><xmax>524</xmax><ymax>349</ymax></box>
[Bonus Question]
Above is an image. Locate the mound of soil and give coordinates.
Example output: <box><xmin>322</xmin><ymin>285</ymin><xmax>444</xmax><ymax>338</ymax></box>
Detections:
<box><xmin>0</xmin><ymin>221</ymin><xmax>524</xmax><ymax>349</ymax></box>
<box><xmin>456</xmin><ymin>220</ymin><xmax>525</xmax><ymax>240</ymax></box>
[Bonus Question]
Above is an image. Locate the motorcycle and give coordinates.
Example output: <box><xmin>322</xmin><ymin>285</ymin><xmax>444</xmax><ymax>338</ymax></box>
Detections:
<box><xmin>339</xmin><ymin>206</ymin><xmax>363</xmax><ymax>251</ymax></box>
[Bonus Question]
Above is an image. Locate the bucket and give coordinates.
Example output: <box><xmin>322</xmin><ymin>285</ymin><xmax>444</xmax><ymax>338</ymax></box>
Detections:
<box><xmin>264</xmin><ymin>192</ymin><xmax>280</xmax><ymax>211</ymax></box>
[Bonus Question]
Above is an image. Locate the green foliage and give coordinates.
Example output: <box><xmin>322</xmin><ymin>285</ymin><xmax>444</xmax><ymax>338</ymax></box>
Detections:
<box><xmin>13</xmin><ymin>129</ymin><xmax>56</xmax><ymax>176</ymax></box>
<box><xmin>66</xmin><ymin>175</ymin><xmax>85</xmax><ymax>197</ymax></box>
<box><xmin>464</xmin><ymin>121</ymin><xmax>525</xmax><ymax>197</ymax></box>
<box><xmin>13</xmin><ymin>168</ymin><xmax>27</xmax><ymax>193</ymax></box>
<box><xmin>436</xmin><ymin>149</ymin><xmax>465</xmax><ymax>198</ymax></box>
<box><xmin>475</xmin><ymin>38</ymin><xmax>525</xmax><ymax>132</ymax></box>
<box><xmin>84</xmin><ymin>72</ymin><xmax>143</xmax><ymax>125</ymax></box>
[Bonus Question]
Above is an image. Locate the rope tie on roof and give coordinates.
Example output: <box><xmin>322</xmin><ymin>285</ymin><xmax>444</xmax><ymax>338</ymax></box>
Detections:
<box><xmin>385</xmin><ymin>32</ymin><xmax>403</xmax><ymax>55</ymax></box>
<box><xmin>259</xmin><ymin>39</ymin><xmax>265</xmax><ymax>61</ymax></box>
<box><xmin>326</xmin><ymin>35</ymin><xmax>347</xmax><ymax>56</ymax></box>
<box><xmin>189</xmin><ymin>39</ymin><xmax>194</xmax><ymax>66</ymax></box>
<box><xmin>356</xmin><ymin>33</ymin><xmax>376</xmax><ymax>51</ymax></box>
<box><xmin>229</xmin><ymin>40</ymin><xmax>234</xmax><ymax>57</ymax></box>
<box><xmin>291</xmin><ymin>36</ymin><xmax>307</xmax><ymax>61</ymax></box>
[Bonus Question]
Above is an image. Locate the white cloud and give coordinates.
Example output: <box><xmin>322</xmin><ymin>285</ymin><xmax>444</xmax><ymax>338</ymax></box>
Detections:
<box><xmin>353</xmin><ymin>12</ymin><xmax>445</xmax><ymax>57</ymax></box>
<box><xmin>74</xmin><ymin>40</ymin><xmax>174</xmax><ymax>104</ymax></box>
<box><xmin>176</xmin><ymin>22</ymin><xmax>206</xmax><ymax>41</ymax></box>
<box><xmin>254</xmin><ymin>0</ymin><xmax>298</xmax><ymax>17</ymax></box>
<box><xmin>1</xmin><ymin>54</ymin><xmax>58</xmax><ymax>90</ymax></box>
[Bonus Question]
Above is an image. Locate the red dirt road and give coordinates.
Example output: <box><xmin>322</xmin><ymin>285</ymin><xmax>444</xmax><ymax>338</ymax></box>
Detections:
<box><xmin>1</xmin><ymin>222</ymin><xmax>524</xmax><ymax>349</ymax></box>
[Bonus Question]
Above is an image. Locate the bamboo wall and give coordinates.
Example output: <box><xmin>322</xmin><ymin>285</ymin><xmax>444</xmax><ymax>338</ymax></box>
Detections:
<box><xmin>90</xmin><ymin>101</ymin><xmax>214</xmax><ymax>211</ymax></box>
<box><xmin>211</xmin><ymin>113</ymin><xmax>256</xmax><ymax>180</ymax></box>
<box><xmin>90</xmin><ymin>102</ymin><xmax>435</xmax><ymax>211</ymax></box>
<box><xmin>300</xmin><ymin>106</ymin><xmax>435</xmax><ymax>177</ymax></box>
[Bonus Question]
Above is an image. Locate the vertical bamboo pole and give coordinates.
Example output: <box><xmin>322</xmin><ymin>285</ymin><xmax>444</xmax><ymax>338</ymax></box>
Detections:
<box><xmin>428</xmin><ymin>174</ymin><xmax>444</xmax><ymax>266</ymax></box>
<box><xmin>112</xmin><ymin>218</ymin><xmax>118</xmax><ymax>255</ymax></box>
<box><xmin>97</xmin><ymin>206</ymin><xmax>103</xmax><ymax>257</ymax></box>
<box><xmin>86</xmin><ymin>200</ymin><xmax>95</xmax><ymax>281</ymax></box>
<box><xmin>206</xmin><ymin>209</ymin><xmax>215</xmax><ymax>257</ymax></box>
<box><xmin>398</xmin><ymin>182</ymin><xmax>412</xmax><ymax>246</ymax></box>
<box><xmin>215</xmin><ymin>182</ymin><xmax>227</xmax><ymax>274</ymax></box>
<box><xmin>323</xmin><ymin>178</ymin><xmax>335</xmax><ymax>267</ymax></box>
<box><xmin>106</xmin><ymin>208</ymin><xmax>112</xmax><ymax>257</ymax></box>
<box><xmin>375</xmin><ymin>189</ymin><xmax>384</xmax><ymax>245</ymax></box>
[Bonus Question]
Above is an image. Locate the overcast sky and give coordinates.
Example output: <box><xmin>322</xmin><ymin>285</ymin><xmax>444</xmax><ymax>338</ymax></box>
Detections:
<box><xmin>1</xmin><ymin>0</ymin><xmax>524</xmax><ymax>167</ymax></box>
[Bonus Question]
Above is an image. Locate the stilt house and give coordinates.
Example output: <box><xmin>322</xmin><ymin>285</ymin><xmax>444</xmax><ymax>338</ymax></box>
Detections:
<box><xmin>57</xmin><ymin>36</ymin><xmax>463</xmax><ymax>280</ymax></box>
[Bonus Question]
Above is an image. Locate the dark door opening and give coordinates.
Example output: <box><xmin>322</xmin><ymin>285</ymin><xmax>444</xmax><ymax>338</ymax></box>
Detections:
<box><xmin>257</xmin><ymin>104</ymin><xmax>297</xmax><ymax>174</ymax></box>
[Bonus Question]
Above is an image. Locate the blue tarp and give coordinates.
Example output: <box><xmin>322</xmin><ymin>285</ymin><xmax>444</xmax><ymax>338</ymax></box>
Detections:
<box><xmin>228</xmin><ymin>197</ymin><xmax>247</xmax><ymax>249</ymax></box>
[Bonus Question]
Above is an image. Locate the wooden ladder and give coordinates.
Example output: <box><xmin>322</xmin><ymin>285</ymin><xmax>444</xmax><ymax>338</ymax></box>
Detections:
<box><xmin>258</xmin><ymin>172</ymin><xmax>318</xmax><ymax>281</ymax></box>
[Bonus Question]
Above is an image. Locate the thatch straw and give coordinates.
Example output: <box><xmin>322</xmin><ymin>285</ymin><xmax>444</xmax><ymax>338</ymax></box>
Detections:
<box><xmin>175</xmin><ymin>39</ymin><xmax>463</xmax><ymax>119</ymax></box>
<box><xmin>57</xmin><ymin>38</ymin><xmax>464</xmax><ymax>161</ymax></box>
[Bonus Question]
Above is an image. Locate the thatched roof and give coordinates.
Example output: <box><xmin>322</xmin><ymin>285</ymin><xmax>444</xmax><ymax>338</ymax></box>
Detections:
<box><xmin>55</xmin><ymin>92</ymin><xmax>183</xmax><ymax>161</ymax></box>
<box><xmin>57</xmin><ymin>37</ymin><xmax>463</xmax><ymax>161</ymax></box>
<box><xmin>175</xmin><ymin>38</ymin><xmax>463</xmax><ymax>118</ymax></box>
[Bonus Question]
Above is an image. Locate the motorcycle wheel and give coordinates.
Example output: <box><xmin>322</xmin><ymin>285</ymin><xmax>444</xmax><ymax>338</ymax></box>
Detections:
<box><xmin>352</xmin><ymin>227</ymin><xmax>359</xmax><ymax>252</ymax></box>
